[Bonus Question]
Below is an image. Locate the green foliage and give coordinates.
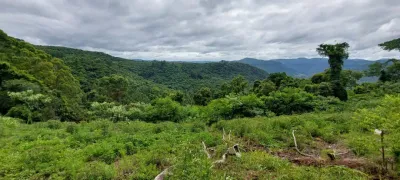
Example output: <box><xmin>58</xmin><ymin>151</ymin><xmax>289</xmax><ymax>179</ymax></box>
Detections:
<box><xmin>204</xmin><ymin>94</ymin><xmax>266</xmax><ymax>123</ymax></box>
<box><xmin>306</xmin><ymin>82</ymin><xmax>333</xmax><ymax>97</ymax></box>
<box><xmin>379</xmin><ymin>38</ymin><xmax>400</xmax><ymax>52</ymax></box>
<box><xmin>267</xmin><ymin>72</ymin><xmax>291</xmax><ymax>88</ymax></box>
<box><xmin>311</xmin><ymin>72</ymin><xmax>327</xmax><ymax>84</ymax></box>
<box><xmin>365</xmin><ymin>62</ymin><xmax>385</xmax><ymax>77</ymax></box>
<box><xmin>193</xmin><ymin>87</ymin><xmax>213</xmax><ymax>106</ymax></box>
<box><xmin>0</xmin><ymin>115</ymin><xmax>370</xmax><ymax>179</ymax></box>
<box><xmin>0</xmin><ymin>30</ymin><xmax>83</xmax><ymax>121</ymax></box>
<box><xmin>169</xmin><ymin>91</ymin><xmax>184</xmax><ymax>104</ymax></box>
<box><xmin>316</xmin><ymin>42</ymin><xmax>350</xmax><ymax>101</ymax></box>
<box><xmin>349</xmin><ymin>95</ymin><xmax>400</xmax><ymax>166</ymax></box>
<box><xmin>253</xmin><ymin>79</ymin><xmax>276</xmax><ymax>96</ymax></box>
<box><xmin>263</xmin><ymin>88</ymin><xmax>321</xmax><ymax>115</ymax></box>
<box><xmin>97</xmin><ymin>74</ymin><xmax>128</xmax><ymax>103</ymax></box>
<box><xmin>148</xmin><ymin>97</ymin><xmax>183</xmax><ymax>122</ymax></box>
<box><xmin>37</xmin><ymin>46</ymin><xmax>268</xmax><ymax>97</ymax></box>
<box><xmin>230</xmin><ymin>75</ymin><xmax>248</xmax><ymax>94</ymax></box>
<box><xmin>367</xmin><ymin>59</ymin><xmax>400</xmax><ymax>83</ymax></box>
<box><xmin>7</xmin><ymin>90</ymin><xmax>52</xmax><ymax>123</ymax></box>
<box><xmin>353</xmin><ymin>83</ymin><xmax>378</xmax><ymax>94</ymax></box>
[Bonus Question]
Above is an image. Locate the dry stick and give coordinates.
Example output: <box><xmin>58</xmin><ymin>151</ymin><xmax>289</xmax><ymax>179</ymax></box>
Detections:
<box><xmin>335</xmin><ymin>151</ymin><xmax>349</xmax><ymax>156</ymax></box>
<box><xmin>154</xmin><ymin>168</ymin><xmax>169</xmax><ymax>180</ymax></box>
<box><xmin>213</xmin><ymin>153</ymin><xmax>227</xmax><ymax>164</ymax></box>
<box><xmin>223</xmin><ymin>128</ymin><xmax>226</xmax><ymax>141</ymax></box>
<box><xmin>292</xmin><ymin>130</ymin><xmax>314</xmax><ymax>158</ymax></box>
<box><xmin>202</xmin><ymin>141</ymin><xmax>212</xmax><ymax>159</ymax></box>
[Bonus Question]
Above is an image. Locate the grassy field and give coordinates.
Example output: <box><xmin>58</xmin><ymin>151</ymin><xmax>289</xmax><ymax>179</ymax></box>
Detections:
<box><xmin>2</xmin><ymin>101</ymin><xmax>397</xmax><ymax>179</ymax></box>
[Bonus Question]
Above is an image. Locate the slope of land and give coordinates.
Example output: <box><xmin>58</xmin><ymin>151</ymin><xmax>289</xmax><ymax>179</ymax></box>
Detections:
<box><xmin>37</xmin><ymin>46</ymin><xmax>269</xmax><ymax>92</ymax></box>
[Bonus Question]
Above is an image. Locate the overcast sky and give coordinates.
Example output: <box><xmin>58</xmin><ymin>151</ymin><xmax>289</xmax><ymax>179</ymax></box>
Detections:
<box><xmin>1</xmin><ymin>0</ymin><xmax>399</xmax><ymax>61</ymax></box>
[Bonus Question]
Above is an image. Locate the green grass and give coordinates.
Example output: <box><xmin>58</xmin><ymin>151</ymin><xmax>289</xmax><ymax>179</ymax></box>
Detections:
<box><xmin>0</xmin><ymin>114</ymin><xmax>372</xmax><ymax>179</ymax></box>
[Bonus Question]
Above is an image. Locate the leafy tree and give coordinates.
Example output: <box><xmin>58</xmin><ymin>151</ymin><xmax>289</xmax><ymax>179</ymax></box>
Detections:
<box><xmin>267</xmin><ymin>72</ymin><xmax>291</xmax><ymax>88</ymax></box>
<box><xmin>379</xmin><ymin>38</ymin><xmax>400</xmax><ymax>52</ymax></box>
<box><xmin>385</xmin><ymin>60</ymin><xmax>400</xmax><ymax>82</ymax></box>
<box><xmin>311</xmin><ymin>69</ymin><xmax>362</xmax><ymax>88</ymax></box>
<box><xmin>98</xmin><ymin>75</ymin><xmax>128</xmax><ymax>103</ymax></box>
<box><xmin>7</xmin><ymin>90</ymin><xmax>51</xmax><ymax>123</ymax></box>
<box><xmin>236</xmin><ymin>94</ymin><xmax>265</xmax><ymax>117</ymax></box>
<box><xmin>340</xmin><ymin>70</ymin><xmax>363</xmax><ymax>88</ymax></box>
<box><xmin>0</xmin><ymin>30</ymin><xmax>83</xmax><ymax>121</ymax></box>
<box><xmin>365</xmin><ymin>62</ymin><xmax>385</xmax><ymax>77</ymax></box>
<box><xmin>311</xmin><ymin>72</ymin><xmax>327</xmax><ymax>84</ymax></box>
<box><xmin>193</xmin><ymin>87</ymin><xmax>212</xmax><ymax>106</ymax></box>
<box><xmin>305</xmin><ymin>82</ymin><xmax>333</xmax><ymax>97</ymax></box>
<box><xmin>230</xmin><ymin>75</ymin><xmax>248</xmax><ymax>95</ymax></box>
<box><xmin>316</xmin><ymin>42</ymin><xmax>350</xmax><ymax>101</ymax></box>
<box><xmin>170</xmin><ymin>91</ymin><xmax>184</xmax><ymax>104</ymax></box>
<box><xmin>262</xmin><ymin>88</ymin><xmax>317</xmax><ymax>115</ymax></box>
<box><xmin>374</xmin><ymin>38</ymin><xmax>400</xmax><ymax>82</ymax></box>
<box><xmin>253</xmin><ymin>80</ymin><xmax>276</xmax><ymax>96</ymax></box>
<box><xmin>148</xmin><ymin>97</ymin><xmax>183</xmax><ymax>122</ymax></box>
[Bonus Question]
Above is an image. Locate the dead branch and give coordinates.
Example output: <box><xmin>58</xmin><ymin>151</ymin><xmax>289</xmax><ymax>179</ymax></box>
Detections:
<box><xmin>202</xmin><ymin>141</ymin><xmax>212</xmax><ymax>159</ymax></box>
<box><xmin>209</xmin><ymin>129</ymin><xmax>242</xmax><ymax>168</ymax></box>
<box><xmin>222</xmin><ymin>128</ymin><xmax>226</xmax><ymax>141</ymax></box>
<box><xmin>292</xmin><ymin>130</ymin><xmax>315</xmax><ymax>158</ymax></box>
<box><xmin>213</xmin><ymin>153</ymin><xmax>227</xmax><ymax>164</ymax></box>
<box><xmin>154</xmin><ymin>168</ymin><xmax>169</xmax><ymax>180</ymax></box>
<box><xmin>335</xmin><ymin>151</ymin><xmax>349</xmax><ymax>156</ymax></box>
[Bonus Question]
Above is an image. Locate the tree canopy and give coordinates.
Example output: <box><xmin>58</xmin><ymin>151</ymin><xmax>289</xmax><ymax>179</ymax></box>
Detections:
<box><xmin>316</xmin><ymin>42</ymin><xmax>350</xmax><ymax>101</ymax></box>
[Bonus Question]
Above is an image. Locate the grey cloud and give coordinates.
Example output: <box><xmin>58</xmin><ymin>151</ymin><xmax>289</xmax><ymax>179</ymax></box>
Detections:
<box><xmin>0</xmin><ymin>0</ymin><xmax>399</xmax><ymax>61</ymax></box>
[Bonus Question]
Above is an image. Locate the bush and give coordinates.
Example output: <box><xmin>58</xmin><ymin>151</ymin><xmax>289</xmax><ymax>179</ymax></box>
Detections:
<box><xmin>6</xmin><ymin>105</ymin><xmax>31</xmax><ymax>123</ymax></box>
<box><xmin>305</xmin><ymin>82</ymin><xmax>333</xmax><ymax>97</ymax></box>
<box><xmin>76</xmin><ymin>161</ymin><xmax>115</xmax><ymax>180</ymax></box>
<box><xmin>262</xmin><ymin>88</ymin><xmax>317</xmax><ymax>115</ymax></box>
<box><xmin>147</xmin><ymin>97</ymin><xmax>184</xmax><ymax>122</ymax></box>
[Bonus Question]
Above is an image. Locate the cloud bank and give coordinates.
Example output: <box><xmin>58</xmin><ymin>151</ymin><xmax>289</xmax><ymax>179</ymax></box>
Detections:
<box><xmin>1</xmin><ymin>0</ymin><xmax>399</xmax><ymax>60</ymax></box>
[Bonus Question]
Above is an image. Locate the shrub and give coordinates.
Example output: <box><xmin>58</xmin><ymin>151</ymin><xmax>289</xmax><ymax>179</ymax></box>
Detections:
<box><xmin>262</xmin><ymin>88</ymin><xmax>317</xmax><ymax>115</ymax></box>
<box><xmin>148</xmin><ymin>97</ymin><xmax>184</xmax><ymax>122</ymax></box>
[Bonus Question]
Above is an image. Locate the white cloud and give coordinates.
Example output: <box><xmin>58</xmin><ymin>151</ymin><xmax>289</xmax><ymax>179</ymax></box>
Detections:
<box><xmin>0</xmin><ymin>0</ymin><xmax>399</xmax><ymax>61</ymax></box>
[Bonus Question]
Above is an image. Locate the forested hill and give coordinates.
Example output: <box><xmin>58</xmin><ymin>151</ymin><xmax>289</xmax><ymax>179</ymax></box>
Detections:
<box><xmin>0</xmin><ymin>29</ymin><xmax>83</xmax><ymax>121</ymax></box>
<box><xmin>36</xmin><ymin>46</ymin><xmax>268</xmax><ymax>92</ymax></box>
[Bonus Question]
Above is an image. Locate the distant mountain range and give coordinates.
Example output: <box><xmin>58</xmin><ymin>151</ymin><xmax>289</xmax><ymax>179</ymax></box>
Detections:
<box><xmin>237</xmin><ymin>58</ymin><xmax>384</xmax><ymax>77</ymax></box>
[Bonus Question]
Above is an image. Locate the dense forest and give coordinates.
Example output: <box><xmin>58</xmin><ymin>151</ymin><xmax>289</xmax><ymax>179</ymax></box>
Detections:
<box><xmin>1</xmin><ymin>28</ymin><xmax>400</xmax><ymax>179</ymax></box>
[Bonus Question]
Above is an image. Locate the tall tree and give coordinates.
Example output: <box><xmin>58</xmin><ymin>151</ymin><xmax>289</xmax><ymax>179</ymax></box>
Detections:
<box><xmin>379</xmin><ymin>38</ymin><xmax>400</xmax><ymax>52</ymax></box>
<box><xmin>193</xmin><ymin>87</ymin><xmax>212</xmax><ymax>106</ymax></box>
<box><xmin>253</xmin><ymin>79</ymin><xmax>276</xmax><ymax>96</ymax></box>
<box><xmin>371</xmin><ymin>38</ymin><xmax>400</xmax><ymax>82</ymax></box>
<box><xmin>316</xmin><ymin>42</ymin><xmax>349</xmax><ymax>101</ymax></box>
<box><xmin>230</xmin><ymin>75</ymin><xmax>248</xmax><ymax>95</ymax></box>
<box><xmin>98</xmin><ymin>75</ymin><xmax>128</xmax><ymax>103</ymax></box>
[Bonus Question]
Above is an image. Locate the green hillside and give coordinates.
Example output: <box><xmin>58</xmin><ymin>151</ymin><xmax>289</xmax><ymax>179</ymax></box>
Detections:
<box><xmin>0</xmin><ymin>30</ymin><xmax>83</xmax><ymax>121</ymax></box>
<box><xmin>1</xmin><ymin>29</ymin><xmax>400</xmax><ymax>179</ymax></box>
<box><xmin>36</xmin><ymin>46</ymin><xmax>269</xmax><ymax>92</ymax></box>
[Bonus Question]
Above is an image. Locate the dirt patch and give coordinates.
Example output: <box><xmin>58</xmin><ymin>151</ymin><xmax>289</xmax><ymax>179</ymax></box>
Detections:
<box><xmin>271</xmin><ymin>138</ymin><xmax>397</xmax><ymax>179</ymax></box>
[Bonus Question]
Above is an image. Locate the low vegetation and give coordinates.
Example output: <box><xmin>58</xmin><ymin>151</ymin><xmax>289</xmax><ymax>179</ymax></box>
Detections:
<box><xmin>1</xmin><ymin>29</ymin><xmax>400</xmax><ymax>179</ymax></box>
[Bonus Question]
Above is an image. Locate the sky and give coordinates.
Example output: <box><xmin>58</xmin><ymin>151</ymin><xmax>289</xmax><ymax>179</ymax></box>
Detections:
<box><xmin>1</xmin><ymin>0</ymin><xmax>400</xmax><ymax>61</ymax></box>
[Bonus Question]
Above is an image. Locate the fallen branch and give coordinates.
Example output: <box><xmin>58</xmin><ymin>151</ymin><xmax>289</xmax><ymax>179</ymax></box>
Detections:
<box><xmin>222</xmin><ymin>128</ymin><xmax>226</xmax><ymax>141</ymax></box>
<box><xmin>154</xmin><ymin>168</ymin><xmax>169</xmax><ymax>180</ymax></box>
<box><xmin>292</xmin><ymin>130</ymin><xmax>314</xmax><ymax>158</ymax></box>
<box><xmin>202</xmin><ymin>141</ymin><xmax>212</xmax><ymax>159</ymax></box>
<box><xmin>213</xmin><ymin>153</ymin><xmax>227</xmax><ymax>164</ymax></box>
<box><xmin>335</xmin><ymin>151</ymin><xmax>349</xmax><ymax>156</ymax></box>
